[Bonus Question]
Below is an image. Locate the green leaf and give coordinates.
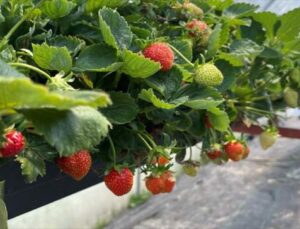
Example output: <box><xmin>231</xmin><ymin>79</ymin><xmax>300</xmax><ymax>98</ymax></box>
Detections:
<box><xmin>218</xmin><ymin>39</ymin><xmax>263</xmax><ymax>65</ymax></box>
<box><xmin>47</xmin><ymin>35</ymin><xmax>86</xmax><ymax>55</ymax></box>
<box><xmin>223</xmin><ymin>3</ymin><xmax>258</xmax><ymax>18</ymax></box>
<box><xmin>74</xmin><ymin>44</ymin><xmax>121</xmax><ymax>72</ymax></box>
<box><xmin>170</xmin><ymin>39</ymin><xmax>193</xmax><ymax>64</ymax></box>
<box><xmin>102</xmin><ymin>92</ymin><xmax>139</xmax><ymax>125</ymax></box>
<box><xmin>0</xmin><ymin>78</ymin><xmax>111</xmax><ymax>110</ymax></box>
<box><xmin>173</xmin><ymin>85</ymin><xmax>223</xmax><ymax>110</ymax></box>
<box><xmin>259</xmin><ymin>47</ymin><xmax>282</xmax><ymax>59</ymax></box>
<box><xmin>206</xmin><ymin>0</ymin><xmax>233</xmax><ymax>11</ymax></box>
<box><xmin>0</xmin><ymin>199</ymin><xmax>7</xmax><ymax>229</ymax></box>
<box><xmin>22</xmin><ymin>107</ymin><xmax>111</xmax><ymax>156</ymax></box>
<box><xmin>277</xmin><ymin>8</ymin><xmax>300</xmax><ymax>42</ymax></box>
<box><xmin>283</xmin><ymin>39</ymin><xmax>300</xmax><ymax>54</ymax></box>
<box><xmin>207</xmin><ymin>23</ymin><xmax>222</xmax><ymax>58</ymax></box>
<box><xmin>145</xmin><ymin>67</ymin><xmax>182</xmax><ymax>99</ymax></box>
<box><xmin>207</xmin><ymin>107</ymin><xmax>230</xmax><ymax>131</ymax></box>
<box><xmin>16</xmin><ymin>150</ymin><xmax>46</xmax><ymax>183</ymax></box>
<box><xmin>0</xmin><ymin>59</ymin><xmax>24</xmax><ymax>77</ymax></box>
<box><xmin>40</xmin><ymin>0</ymin><xmax>76</xmax><ymax>19</ymax></box>
<box><xmin>120</xmin><ymin>50</ymin><xmax>160</xmax><ymax>78</ymax></box>
<box><xmin>218</xmin><ymin>52</ymin><xmax>244</xmax><ymax>67</ymax></box>
<box><xmin>33</xmin><ymin>43</ymin><xmax>72</xmax><ymax>72</ymax></box>
<box><xmin>85</xmin><ymin>0</ymin><xmax>128</xmax><ymax>12</ymax></box>
<box><xmin>98</xmin><ymin>8</ymin><xmax>133</xmax><ymax>50</ymax></box>
<box><xmin>139</xmin><ymin>89</ymin><xmax>188</xmax><ymax>110</ymax></box>
<box><xmin>252</xmin><ymin>12</ymin><xmax>278</xmax><ymax>40</ymax></box>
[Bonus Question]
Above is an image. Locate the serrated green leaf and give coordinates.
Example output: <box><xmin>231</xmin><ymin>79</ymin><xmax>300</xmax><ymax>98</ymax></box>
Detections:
<box><xmin>170</xmin><ymin>39</ymin><xmax>193</xmax><ymax>64</ymax></box>
<box><xmin>120</xmin><ymin>50</ymin><xmax>160</xmax><ymax>78</ymax></box>
<box><xmin>207</xmin><ymin>107</ymin><xmax>230</xmax><ymax>131</ymax></box>
<box><xmin>102</xmin><ymin>92</ymin><xmax>139</xmax><ymax>124</ymax></box>
<box><xmin>74</xmin><ymin>44</ymin><xmax>121</xmax><ymax>72</ymax></box>
<box><xmin>0</xmin><ymin>199</ymin><xmax>7</xmax><ymax>229</ymax></box>
<box><xmin>207</xmin><ymin>23</ymin><xmax>222</xmax><ymax>58</ymax></box>
<box><xmin>277</xmin><ymin>8</ymin><xmax>300</xmax><ymax>42</ymax></box>
<box><xmin>40</xmin><ymin>0</ymin><xmax>76</xmax><ymax>19</ymax></box>
<box><xmin>22</xmin><ymin>107</ymin><xmax>111</xmax><ymax>156</ymax></box>
<box><xmin>259</xmin><ymin>47</ymin><xmax>282</xmax><ymax>59</ymax></box>
<box><xmin>0</xmin><ymin>60</ymin><xmax>24</xmax><ymax>77</ymax></box>
<box><xmin>283</xmin><ymin>39</ymin><xmax>300</xmax><ymax>54</ymax></box>
<box><xmin>98</xmin><ymin>8</ymin><xmax>133</xmax><ymax>50</ymax></box>
<box><xmin>206</xmin><ymin>0</ymin><xmax>233</xmax><ymax>11</ymax></box>
<box><xmin>139</xmin><ymin>89</ymin><xmax>187</xmax><ymax>110</ymax></box>
<box><xmin>16</xmin><ymin>150</ymin><xmax>46</xmax><ymax>183</ymax></box>
<box><xmin>218</xmin><ymin>52</ymin><xmax>244</xmax><ymax>66</ymax></box>
<box><xmin>230</xmin><ymin>39</ymin><xmax>263</xmax><ymax>57</ymax></box>
<box><xmin>252</xmin><ymin>12</ymin><xmax>278</xmax><ymax>40</ymax></box>
<box><xmin>47</xmin><ymin>35</ymin><xmax>86</xmax><ymax>55</ymax></box>
<box><xmin>85</xmin><ymin>0</ymin><xmax>128</xmax><ymax>12</ymax></box>
<box><xmin>33</xmin><ymin>43</ymin><xmax>72</xmax><ymax>72</ymax></box>
<box><xmin>0</xmin><ymin>78</ymin><xmax>111</xmax><ymax>110</ymax></box>
<box><xmin>223</xmin><ymin>2</ymin><xmax>258</xmax><ymax>18</ymax></box>
<box><xmin>145</xmin><ymin>67</ymin><xmax>182</xmax><ymax>99</ymax></box>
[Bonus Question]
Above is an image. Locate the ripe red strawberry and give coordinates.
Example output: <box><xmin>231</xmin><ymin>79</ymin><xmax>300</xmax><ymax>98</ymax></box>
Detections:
<box><xmin>56</xmin><ymin>150</ymin><xmax>92</xmax><ymax>181</ymax></box>
<box><xmin>207</xmin><ymin>149</ymin><xmax>222</xmax><ymax>160</ymax></box>
<box><xmin>224</xmin><ymin>141</ymin><xmax>244</xmax><ymax>162</ymax></box>
<box><xmin>145</xmin><ymin>176</ymin><xmax>163</xmax><ymax>195</ymax></box>
<box><xmin>161</xmin><ymin>171</ymin><xmax>176</xmax><ymax>193</ymax></box>
<box><xmin>104</xmin><ymin>168</ymin><xmax>133</xmax><ymax>196</ymax></box>
<box><xmin>143</xmin><ymin>42</ymin><xmax>174</xmax><ymax>71</ymax></box>
<box><xmin>152</xmin><ymin>155</ymin><xmax>170</xmax><ymax>166</ymax></box>
<box><xmin>0</xmin><ymin>130</ymin><xmax>25</xmax><ymax>158</ymax></box>
<box><xmin>186</xmin><ymin>19</ymin><xmax>208</xmax><ymax>37</ymax></box>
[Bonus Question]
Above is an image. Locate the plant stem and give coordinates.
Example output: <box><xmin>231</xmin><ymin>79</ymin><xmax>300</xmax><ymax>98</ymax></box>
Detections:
<box><xmin>137</xmin><ymin>133</ymin><xmax>152</xmax><ymax>151</ymax></box>
<box><xmin>107</xmin><ymin>135</ymin><xmax>117</xmax><ymax>166</ymax></box>
<box><xmin>9</xmin><ymin>63</ymin><xmax>52</xmax><ymax>81</ymax></box>
<box><xmin>0</xmin><ymin>0</ymin><xmax>46</xmax><ymax>50</ymax></box>
<box><xmin>169</xmin><ymin>44</ymin><xmax>194</xmax><ymax>67</ymax></box>
<box><xmin>140</xmin><ymin>132</ymin><xmax>156</xmax><ymax>148</ymax></box>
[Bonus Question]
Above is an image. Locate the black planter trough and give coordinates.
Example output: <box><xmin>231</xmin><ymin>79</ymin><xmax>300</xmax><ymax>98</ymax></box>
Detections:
<box><xmin>0</xmin><ymin>161</ymin><xmax>103</xmax><ymax>219</ymax></box>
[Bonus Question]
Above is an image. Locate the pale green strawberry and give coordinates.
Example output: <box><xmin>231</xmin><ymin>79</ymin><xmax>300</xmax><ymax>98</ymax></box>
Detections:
<box><xmin>284</xmin><ymin>87</ymin><xmax>298</xmax><ymax>108</ymax></box>
<box><xmin>194</xmin><ymin>64</ymin><xmax>223</xmax><ymax>87</ymax></box>
<box><xmin>182</xmin><ymin>161</ymin><xmax>199</xmax><ymax>177</ymax></box>
<box><xmin>259</xmin><ymin>130</ymin><xmax>278</xmax><ymax>150</ymax></box>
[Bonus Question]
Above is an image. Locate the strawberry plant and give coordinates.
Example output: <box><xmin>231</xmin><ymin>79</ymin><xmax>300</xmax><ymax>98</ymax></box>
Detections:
<box><xmin>0</xmin><ymin>0</ymin><xmax>300</xmax><ymax>221</ymax></box>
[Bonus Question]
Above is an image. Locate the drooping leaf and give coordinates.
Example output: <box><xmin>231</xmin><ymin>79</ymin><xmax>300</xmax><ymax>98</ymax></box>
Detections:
<box><xmin>40</xmin><ymin>0</ymin><xmax>76</xmax><ymax>19</ymax></box>
<box><xmin>32</xmin><ymin>43</ymin><xmax>72</xmax><ymax>72</ymax></box>
<box><xmin>252</xmin><ymin>12</ymin><xmax>278</xmax><ymax>40</ymax></box>
<box><xmin>120</xmin><ymin>50</ymin><xmax>160</xmax><ymax>78</ymax></box>
<box><xmin>139</xmin><ymin>89</ymin><xmax>188</xmax><ymax>110</ymax></box>
<box><xmin>277</xmin><ymin>8</ymin><xmax>300</xmax><ymax>42</ymax></box>
<box><xmin>22</xmin><ymin>107</ymin><xmax>111</xmax><ymax>156</ymax></box>
<box><xmin>16</xmin><ymin>150</ymin><xmax>46</xmax><ymax>183</ymax></box>
<box><xmin>98</xmin><ymin>7</ymin><xmax>133</xmax><ymax>50</ymax></box>
<box><xmin>74</xmin><ymin>44</ymin><xmax>121</xmax><ymax>72</ymax></box>
<box><xmin>207</xmin><ymin>107</ymin><xmax>230</xmax><ymax>131</ymax></box>
<box><xmin>102</xmin><ymin>92</ymin><xmax>139</xmax><ymax>124</ymax></box>
<box><xmin>0</xmin><ymin>78</ymin><xmax>111</xmax><ymax>110</ymax></box>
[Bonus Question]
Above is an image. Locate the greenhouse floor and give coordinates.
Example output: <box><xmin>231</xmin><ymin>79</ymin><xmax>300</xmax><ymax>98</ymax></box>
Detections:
<box><xmin>107</xmin><ymin>122</ymin><xmax>300</xmax><ymax>229</ymax></box>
